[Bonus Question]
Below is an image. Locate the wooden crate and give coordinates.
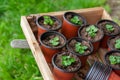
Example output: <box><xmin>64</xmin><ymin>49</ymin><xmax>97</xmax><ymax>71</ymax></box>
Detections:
<box><xmin>20</xmin><ymin>7</ymin><xmax>112</xmax><ymax>80</ymax></box>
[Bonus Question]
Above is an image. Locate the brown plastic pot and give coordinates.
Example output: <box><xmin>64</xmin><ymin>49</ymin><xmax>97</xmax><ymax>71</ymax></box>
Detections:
<box><xmin>104</xmin><ymin>50</ymin><xmax>120</xmax><ymax>76</ymax></box>
<box><xmin>66</xmin><ymin>37</ymin><xmax>93</xmax><ymax>67</ymax></box>
<box><xmin>36</xmin><ymin>15</ymin><xmax>62</xmax><ymax>37</ymax></box>
<box><xmin>107</xmin><ymin>36</ymin><xmax>120</xmax><ymax>51</ymax></box>
<box><xmin>39</xmin><ymin>31</ymin><xmax>66</xmax><ymax>63</ymax></box>
<box><xmin>78</xmin><ymin>25</ymin><xmax>104</xmax><ymax>53</ymax></box>
<box><xmin>96</xmin><ymin>19</ymin><xmax>120</xmax><ymax>48</ymax></box>
<box><xmin>108</xmin><ymin>71</ymin><xmax>120</xmax><ymax>80</ymax></box>
<box><xmin>52</xmin><ymin>51</ymin><xmax>81</xmax><ymax>80</ymax></box>
<box><xmin>61</xmin><ymin>12</ymin><xmax>87</xmax><ymax>39</ymax></box>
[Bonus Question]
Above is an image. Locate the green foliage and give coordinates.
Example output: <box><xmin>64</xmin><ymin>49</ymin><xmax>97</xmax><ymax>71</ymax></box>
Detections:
<box><xmin>50</xmin><ymin>37</ymin><xmax>59</xmax><ymax>46</ymax></box>
<box><xmin>109</xmin><ymin>56</ymin><xmax>120</xmax><ymax>65</ymax></box>
<box><xmin>86</xmin><ymin>25</ymin><xmax>98</xmax><ymax>38</ymax></box>
<box><xmin>115</xmin><ymin>39</ymin><xmax>120</xmax><ymax>49</ymax></box>
<box><xmin>70</xmin><ymin>16</ymin><xmax>82</xmax><ymax>25</ymax></box>
<box><xmin>75</xmin><ymin>42</ymin><xmax>88</xmax><ymax>54</ymax></box>
<box><xmin>0</xmin><ymin>0</ymin><xmax>108</xmax><ymax>79</ymax></box>
<box><xmin>105</xmin><ymin>24</ymin><xmax>114</xmax><ymax>32</ymax></box>
<box><xmin>43</xmin><ymin>16</ymin><xmax>54</xmax><ymax>25</ymax></box>
<box><xmin>62</xmin><ymin>55</ymin><xmax>75</xmax><ymax>67</ymax></box>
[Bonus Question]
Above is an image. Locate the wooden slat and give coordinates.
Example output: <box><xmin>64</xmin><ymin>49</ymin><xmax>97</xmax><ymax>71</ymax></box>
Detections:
<box><xmin>102</xmin><ymin>9</ymin><xmax>112</xmax><ymax>20</ymax></box>
<box><xmin>20</xmin><ymin>16</ymin><xmax>54</xmax><ymax>80</ymax></box>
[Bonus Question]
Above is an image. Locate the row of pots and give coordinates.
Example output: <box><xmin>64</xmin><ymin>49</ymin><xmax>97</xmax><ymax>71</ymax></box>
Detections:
<box><xmin>35</xmin><ymin>11</ymin><xmax>120</xmax><ymax>80</ymax></box>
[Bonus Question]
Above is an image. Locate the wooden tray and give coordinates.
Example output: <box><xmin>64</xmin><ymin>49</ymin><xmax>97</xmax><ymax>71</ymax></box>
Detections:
<box><xmin>20</xmin><ymin>7</ymin><xmax>112</xmax><ymax>80</ymax></box>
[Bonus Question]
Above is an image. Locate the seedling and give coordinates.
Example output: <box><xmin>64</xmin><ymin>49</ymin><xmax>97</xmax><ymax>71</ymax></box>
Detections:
<box><xmin>50</xmin><ymin>36</ymin><xmax>59</xmax><ymax>46</ymax></box>
<box><xmin>105</xmin><ymin>24</ymin><xmax>114</xmax><ymax>32</ymax></box>
<box><xmin>43</xmin><ymin>16</ymin><xmax>54</xmax><ymax>25</ymax></box>
<box><xmin>70</xmin><ymin>16</ymin><xmax>82</xmax><ymax>25</ymax></box>
<box><xmin>86</xmin><ymin>25</ymin><xmax>98</xmax><ymax>38</ymax></box>
<box><xmin>109</xmin><ymin>55</ymin><xmax>120</xmax><ymax>65</ymax></box>
<box><xmin>62</xmin><ymin>55</ymin><xmax>75</xmax><ymax>67</ymax></box>
<box><xmin>115</xmin><ymin>39</ymin><xmax>120</xmax><ymax>49</ymax></box>
<box><xmin>75</xmin><ymin>42</ymin><xmax>88</xmax><ymax>54</ymax></box>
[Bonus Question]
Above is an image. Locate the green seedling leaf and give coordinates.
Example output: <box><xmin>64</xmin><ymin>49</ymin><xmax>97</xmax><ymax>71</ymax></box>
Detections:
<box><xmin>50</xmin><ymin>36</ymin><xmax>59</xmax><ymax>46</ymax></box>
<box><xmin>86</xmin><ymin>25</ymin><xmax>98</xmax><ymax>38</ymax></box>
<box><xmin>70</xmin><ymin>16</ymin><xmax>82</xmax><ymax>25</ymax></box>
<box><xmin>109</xmin><ymin>55</ymin><xmax>120</xmax><ymax>65</ymax></box>
<box><xmin>62</xmin><ymin>55</ymin><xmax>75</xmax><ymax>67</ymax></box>
<box><xmin>75</xmin><ymin>42</ymin><xmax>88</xmax><ymax>54</ymax></box>
<box><xmin>43</xmin><ymin>16</ymin><xmax>54</xmax><ymax>25</ymax></box>
<box><xmin>105</xmin><ymin>24</ymin><xmax>114</xmax><ymax>32</ymax></box>
<box><xmin>115</xmin><ymin>39</ymin><xmax>120</xmax><ymax>49</ymax></box>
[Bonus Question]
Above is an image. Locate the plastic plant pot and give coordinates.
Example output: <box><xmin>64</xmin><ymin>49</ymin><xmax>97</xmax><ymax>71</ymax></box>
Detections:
<box><xmin>66</xmin><ymin>37</ymin><xmax>93</xmax><ymax>67</ymax></box>
<box><xmin>39</xmin><ymin>31</ymin><xmax>66</xmax><ymax>63</ymax></box>
<box><xmin>78</xmin><ymin>25</ymin><xmax>104</xmax><ymax>53</ymax></box>
<box><xmin>85</xmin><ymin>61</ymin><xmax>113</xmax><ymax>80</ymax></box>
<box><xmin>52</xmin><ymin>51</ymin><xmax>81</xmax><ymax>80</ymax></box>
<box><xmin>107</xmin><ymin>36</ymin><xmax>120</xmax><ymax>51</ymax></box>
<box><xmin>104</xmin><ymin>50</ymin><xmax>120</xmax><ymax>76</ymax></box>
<box><xmin>108</xmin><ymin>71</ymin><xmax>120</xmax><ymax>80</ymax></box>
<box><xmin>96</xmin><ymin>19</ymin><xmax>120</xmax><ymax>48</ymax></box>
<box><xmin>61</xmin><ymin>12</ymin><xmax>87</xmax><ymax>39</ymax></box>
<box><xmin>36</xmin><ymin>15</ymin><xmax>62</xmax><ymax>38</ymax></box>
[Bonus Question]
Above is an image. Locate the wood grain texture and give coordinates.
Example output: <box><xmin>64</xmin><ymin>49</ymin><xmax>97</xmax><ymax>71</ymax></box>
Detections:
<box><xmin>21</xmin><ymin>16</ymin><xmax>54</xmax><ymax>80</ymax></box>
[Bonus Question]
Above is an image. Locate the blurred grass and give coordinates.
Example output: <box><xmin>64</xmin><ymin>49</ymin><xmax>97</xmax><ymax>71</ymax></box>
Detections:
<box><xmin>0</xmin><ymin>0</ymin><xmax>110</xmax><ymax>80</ymax></box>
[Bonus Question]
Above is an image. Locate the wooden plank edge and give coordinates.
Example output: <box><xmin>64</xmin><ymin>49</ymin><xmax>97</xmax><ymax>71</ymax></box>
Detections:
<box><xmin>30</xmin><ymin>7</ymin><xmax>104</xmax><ymax>16</ymax></box>
<box><xmin>102</xmin><ymin>9</ymin><xmax>112</xmax><ymax>20</ymax></box>
<box><xmin>20</xmin><ymin>16</ymin><xmax>54</xmax><ymax>80</ymax></box>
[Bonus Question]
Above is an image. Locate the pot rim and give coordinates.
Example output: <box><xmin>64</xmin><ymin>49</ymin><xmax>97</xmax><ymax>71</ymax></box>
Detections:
<box><xmin>78</xmin><ymin>24</ymin><xmax>104</xmax><ymax>43</ymax></box>
<box><xmin>66</xmin><ymin>37</ymin><xmax>93</xmax><ymax>56</ymax></box>
<box><xmin>36</xmin><ymin>15</ymin><xmax>62</xmax><ymax>31</ymax></box>
<box><xmin>96</xmin><ymin>19</ymin><xmax>120</xmax><ymax>36</ymax></box>
<box><xmin>52</xmin><ymin>51</ymin><xmax>81</xmax><ymax>73</ymax></box>
<box><xmin>39</xmin><ymin>31</ymin><xmax>67</xmax><ymax>49</ymax></box>
<box><xmin>63</xmin><ymin>11</ymin><xmax>87</xmax><ymax>27</ymax></box>
<box><xmin>104</xmin><ymin>50</ymin><xmax>120</xmax><ymax>70</ymax></box>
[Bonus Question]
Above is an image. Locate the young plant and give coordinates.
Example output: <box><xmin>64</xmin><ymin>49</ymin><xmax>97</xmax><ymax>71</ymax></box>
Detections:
<box><xmin>75</xmin><ymin>42</ymin><xmax>88</xmax><ymax>54</ymax></box>
<box><xmin>50</xmin><ymin>36</ymin><xmax>59</xmax><ymax>46</ymax></box>
<box><xmin>86</xmin><ymin>25</ymin><xmax>98</xmax><ymax>38</ymax></box>
<box><xmin>43</xmin><ymin>16</ymin><xmax>54</xmax><ymax>25</ymax></box>
<box><xmin>62</xmin><ymin>55</ymin><xmax>75</xmax><ymax>67</ymax></box>
<box><xmin>70</xmin><ymin>16</ymin><xmax>82</xmax><ymax>25</ymax></box>
<box><xmin>105</xmin><ymin>24</ymin><xmax>114</xmax><ymax>32</ymax></box>
<box><xmin>115</xmin><ymin>39</ymin><xmax>120</xmax><ymax>49</ymax></box>
<box><xmin>109</xmin><ymin>55</ymin><xmax>120</xmax><ymax>65</ymax></box>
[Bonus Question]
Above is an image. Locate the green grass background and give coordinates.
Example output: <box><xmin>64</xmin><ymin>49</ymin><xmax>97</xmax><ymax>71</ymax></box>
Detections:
<box><xmin>0</xmin><ymin>0</ymin><xmax>110</xmax><ymax>80</ymax></box>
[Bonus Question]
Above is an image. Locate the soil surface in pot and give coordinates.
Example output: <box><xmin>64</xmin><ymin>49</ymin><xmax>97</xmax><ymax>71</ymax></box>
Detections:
<box><xmin>80</xmin><ymin>26</ymin><xmax>103</xmax><ymax>42</ymax></box>
<box><xmin>38</xmin><ymin>16</ymin><xmax>60</xmax><ymax>30</ymax></box>
<box><xmin>54</xmin><ymin>51</ymin><xmax>81</xmax><ymax>72</ymax></box>
<box><xmin>65</xmin><ymin>14</ymin><xmax>84</xmax><ymax>25</ymax></box>
<box><xmin>68</xmin><ymin>39</ymin><xmax>91</xmax><ymax>55</ymax></box>
<box><xmin>106</xmin><ymin>52</ymin><xmax>120</xmax><ymax>69</ymax></box>
<box><xmin>109</xmin><ymin>36</ymin><xmax>120</xmax><ymax>50</ymax></box>
<box><xmin>42</xmin><ymin>34</ymin><xmax>65</xmax><ymax>48</ymax></box>
<box><xmin>97</xmin><ymin>21</ymin><xmax>120</xmax><ymax>35</ymax></box>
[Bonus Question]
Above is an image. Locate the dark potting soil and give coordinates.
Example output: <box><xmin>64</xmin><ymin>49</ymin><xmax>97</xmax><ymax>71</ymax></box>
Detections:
<box><xmin>55</xmin><ymin>51</ymin><xmax>81</xmax><ymax>72</ymax></box>
<box><xmin>109</xmin><ymin>36</ymin><xmax>120</xmax><ymax>50</ymax></box>
<box><xmin>42</xmin><ymin>34</ymin><xmax>65</xmax><ymax>48</ymax></box>
<box><xmin>66</xmin><ymin>14</ymin><xmax>83</xmax><ymax>25</ymax></box>
<box><xmin>106</xmin><ymin>52</ymin><xmax>120</xmax><ymax>69</ymax></box>
<box><xmin>80</xmin><ymin>27</ymin><xmax>103</xmax><ymax>42</ymax></box>
<box><xmin>98</xmin><ymin>21</ymin><xmax>120</xmax><ymax>35</ymax></box>
<box><xmin>68</xmin><ymin>39</ymin><xmax>91</xmax><ymax>55</ymax></box>
<box><xmin>38</xmin><ymin>16</ymin><xmax>60</xmax><ymax>30</ymax></box>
